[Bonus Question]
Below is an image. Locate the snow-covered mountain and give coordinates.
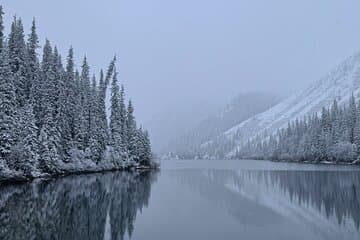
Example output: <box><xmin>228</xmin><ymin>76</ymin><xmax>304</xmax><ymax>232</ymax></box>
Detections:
<box><xmin>204</xmin><ymin>52</ymin><xmax>360</xmax><ymax>158</ymax></box>
<box><xmin>162</xmin><ymin>92</ymin><xmax>281</xmax><ymax>156</ymax></box>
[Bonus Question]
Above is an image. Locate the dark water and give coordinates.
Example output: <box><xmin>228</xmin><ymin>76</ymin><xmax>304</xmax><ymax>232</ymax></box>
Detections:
<box><xmin>0</xmin><ymin>160</ymin><xmax>360</xmax><ymax>240</ymax></box>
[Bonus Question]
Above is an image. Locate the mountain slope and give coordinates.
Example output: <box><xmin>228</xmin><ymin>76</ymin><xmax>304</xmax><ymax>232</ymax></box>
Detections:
<box><xmin>163</xmin><ymin>92</ymin><xmax>281</xmax><ymax>156</ymax></box>
<box><xmin>204</xmin><ymin>52</ymin><xmax>360</xmax><ymax>158</ymax></box>
<box><xmin>145</xmin><ymin>101</ymin><xmax>220</xmax><ymax>153</ymax></box>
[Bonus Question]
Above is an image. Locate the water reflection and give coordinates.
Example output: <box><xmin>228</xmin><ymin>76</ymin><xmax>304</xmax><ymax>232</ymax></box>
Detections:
<box><xmin>177</xmin><ymin>169</ymin><xmax>360</xmax><ymax>239</ymax></box>
<box><xmin>1</xmin><ymin>164</ymin><xmax>360</xmax><ymax>240</ymax></box>
<box><xmin>0</xmin><ymin>171</ymin><xmax>158</xmax><ymax>240</ymax></box>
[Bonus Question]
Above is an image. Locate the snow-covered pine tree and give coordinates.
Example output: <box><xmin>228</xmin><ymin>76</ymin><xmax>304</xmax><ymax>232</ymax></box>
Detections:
<box><xmin>105</xmin><ymin>56</ymin><xmax>116</xmax><ymax>86</ymax></box>
<box><xmin>0</xmin><ymin>6</ymin><xmax>4</xmax><ymax>52</ymax></box>
<box><xmin>74</xmin><ymin>70</ymin><xmax>86</xmax><ymax>150</ymax></box>
<box><xmin>38</xmin><ymin>40</ymin><xmax>62</xmax><ymax>171</ymax></box>
<box><xmin>330</xmin><ymin>99</ymin><xmax>341</xmax><ymax>145</ymax></box>
<box><xmin>89</xmin><ymin>74</ymin><xmax>102</xmax><ymax>162</ymax></box>
<box><xmin>40</xmin><ymin>40</ymin><xmax>55</xmax><ymax>125</ymax></box>
<box><xmin>79</xmin><ymin>56</ymin><xmax>91</xmax><ymax>150</ymax></box>
<box><xmin>52</xmin><ymin>46</ymin><xmax>64</xmax><ymax>119</ymax></box>
<box><xmin>0</xmin><ymin>46</ymin><xmax>17</xmax><ymax>163</ymax></box>
<box><xmin>11</xmin><ymin>102</ymin><xmax>39</xmax><ymax>177</ymax></box>
<box><xmin>8</xmin><ymin>17</ymin><xmax>28</xmax><ymax>107</ymax></box>
<box><xmin>38</xmin><ymin>109</ymin><xmax>61</xmax><ymax>174</ymax></box>
<box><xmin>64</xmin><ymin>47</ymin><xmax>78</xmax><ymax>142</ymax></box>
<box><xmin>348</xmin><ymin>93</ymin><xmax>357</xmax><ymax>144</ymax></box>
<box><xmin>97</xmin><ymin>69</ymin><xmax>108</xmax><ymax>154</ymax></box>
<box><xmin>27</xmin><ymin>18</ymin><xmax>39</xmax><ymax>100</ymax></box>
<box><xmin>126</xmin><ymin>100</ymin><xmax>137</xmax><ymax>164</ymax></box>
<box><xmin>119</xmin><ymin>85</ymin><xmax>129</xmax><ymax>161</ymax></box>
<box><xmin>109</xmin><ymin>68</ymin><xmax>126</xmax><ymax>165</ymax></box>
<box><xmin>138</xmin><ymin>129</ymin><xmax>152</xmax><ymax>166</ymax></box>
<box><xmin>90</xmin><ymin>75</ymin><xmax>97</xmax><ymax>134</ymax></box>
<box><xmin>56</xmin><ymin>47</ymin><xmax>75</xmax><ymax>160</ymax></box>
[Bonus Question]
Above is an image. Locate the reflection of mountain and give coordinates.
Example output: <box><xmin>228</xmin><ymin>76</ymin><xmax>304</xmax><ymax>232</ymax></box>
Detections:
<box><xmin>177</xmin><ymin>169</ymin><xmax>360</xmax><ymax>240</ymax></box>
<box><xmin>176</xmin><ymin>170</ymin><xmax>283</xmax><ymax>226</ymax></box>
<box><xmin>0</xmin><ymin>171</ymin><xmax>158</xmax><ymax>240</ymax></box>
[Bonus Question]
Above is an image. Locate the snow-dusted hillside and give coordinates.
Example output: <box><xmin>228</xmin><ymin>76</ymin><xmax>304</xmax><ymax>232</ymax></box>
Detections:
<box><xmin>205</xmin><ymin>52</ymin><xmax>360</xmax><ymax>157</ymax></box>
<box><xmin>162</xmin><ymin>92</ymin><xmax>281</xmax><ymax>155</ymax></box>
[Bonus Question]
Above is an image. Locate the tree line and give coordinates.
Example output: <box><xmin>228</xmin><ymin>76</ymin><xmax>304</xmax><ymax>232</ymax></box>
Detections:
<box><xmin>0</xmin><ymin>6</ymin><xmax>153</xmax><ymax>179</ymax></box>
<box><xmin>236</xmin><ymin>95</ymin><xmax>360</xmax><ymax>163</ymax></box>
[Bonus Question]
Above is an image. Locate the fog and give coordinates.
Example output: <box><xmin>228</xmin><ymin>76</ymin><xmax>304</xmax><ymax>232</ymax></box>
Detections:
<box><xmin>2</xmin><ymin>0</ymin><xmax>360</xmax><ymax>123</ymax></box>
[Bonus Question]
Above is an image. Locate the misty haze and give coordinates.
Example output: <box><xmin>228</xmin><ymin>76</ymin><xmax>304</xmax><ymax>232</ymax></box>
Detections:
<box><xmin>0</xmin><ymin>1</ymin><xmax>360</xmax><ymax>239</ymax></box>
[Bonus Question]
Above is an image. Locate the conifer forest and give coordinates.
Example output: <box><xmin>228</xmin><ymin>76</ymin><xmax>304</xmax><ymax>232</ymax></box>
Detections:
<box><xmin>0</xmin><ymin>6</ymin><xmax>154</xmax><ymax>181</ymax></box>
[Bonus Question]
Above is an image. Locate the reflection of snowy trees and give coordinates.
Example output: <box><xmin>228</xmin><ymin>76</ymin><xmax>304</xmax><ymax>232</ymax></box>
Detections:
<box><xmin>179</xmin><ymin>169</ymin><xmax>360</xmax><ymax>232</ymax></box>
<box><xmin>262</xmin><ymin>170</ymin><xmax>360</xmax><ymax>229</ymax></box>
<box><xmin>0</xmin><ymin>171</ymin><xmax>158</xmax><ymax>240</ymax></box>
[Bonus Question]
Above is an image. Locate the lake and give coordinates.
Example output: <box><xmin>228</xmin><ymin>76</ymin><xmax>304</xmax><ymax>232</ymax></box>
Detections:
<box><xmin>0</xmin><ymin>160</ymin><xmax>359</xmax><ymax>240</ymax></box>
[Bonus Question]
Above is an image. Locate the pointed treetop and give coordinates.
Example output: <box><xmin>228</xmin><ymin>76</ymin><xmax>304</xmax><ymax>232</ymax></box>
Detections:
<box><xmin>81</xmin><ymin>55</ymin><xmax>90</xmax><ymax>81</ymax></box>
<box><xmin>112</xmin><ymin>67</ymin><xmax>118</xmax><ymax>84</ymax></box>
<box><xmin>99</xmin><ymin>69</ymin><xmax>104</xmax><ymax>84</ymax></box>
<box><xmin>27</xmin><ymin>17</ymin><xmax>39</xmax><ymax>56</ymax></box>
<box><xmin>92</xmin><ymin>74</ymin><xmax>96</xmax><ymax>89</ymax></box>
<box><xmin>41</xmin><ymin>39</ymin><xmax>53</xmax><ymax>72</ymax></box>
<box><xmin>0</xmin><ymin>5</ymin><xmax>4</xmax><ymax>51</ymax></box>
<box><xmin>105</xmin><ymin>56</ymin><xmax>117</xmax><ymax>86</ymax></box>
<box><xmin>10</xmin><ymin>16</ymin><xmax>25</xmax><ymax>42</ymax></box>
<box><xmin>66</xmin><ymin>46</ymin><xmax>74</xmax><ymax>74</ymax></box>
<box><xmin>81</xmin><ymin>55</ymin><xmax>89</xmax><ymax>70</ymax></box>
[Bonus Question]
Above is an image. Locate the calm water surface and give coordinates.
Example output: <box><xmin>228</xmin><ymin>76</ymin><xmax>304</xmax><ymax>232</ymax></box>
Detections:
<box><xmin>1</xmin><ymin>160</ymin><xmax>360</xmax><ymax>240</ymax></box>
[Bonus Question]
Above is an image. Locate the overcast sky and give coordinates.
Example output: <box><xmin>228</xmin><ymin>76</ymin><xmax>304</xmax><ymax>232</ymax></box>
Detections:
<box><xmin>2</xmin><ymin>0</ymin><xmax>360</xmax><ymax>122</ymax></box>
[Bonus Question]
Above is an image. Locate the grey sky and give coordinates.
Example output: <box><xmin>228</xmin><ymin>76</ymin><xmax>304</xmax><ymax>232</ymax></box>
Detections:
<box><xmin>2</xmin><ymin>0</ymin><xmax>360</xmax><ymax>122</ymax></box>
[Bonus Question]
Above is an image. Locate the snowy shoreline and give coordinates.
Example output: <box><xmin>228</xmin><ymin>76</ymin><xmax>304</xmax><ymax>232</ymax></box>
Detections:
<box><xmin>0</xmin><ymin>161</ymin><xmax>159</xmax><ymax>184</ymax></box>
<box><xmin>234</xmin><ymin>157</ymin><xmax>360</xmax><ymax>166</ymax></box>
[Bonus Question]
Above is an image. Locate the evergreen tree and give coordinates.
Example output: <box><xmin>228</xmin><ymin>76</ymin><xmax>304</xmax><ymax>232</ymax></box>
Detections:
<box><xmin>56</xmin><ymin>47</ymin><xmax>75</xmax><ymax>160</ymax></box>
<box><xmin>8</xmin><ymin>17</ymin><xmax>28</xmax><ymax>106</ymax></box>
<box><xmin>105</xmin><ymin>56</ymin><xmax>116</xmax><ymax>86</ymax></box>
<box><xmin>11</xmin><ymin>103</ymin><xmax>39</xmax><ymax>177</ymax></box>
<box><xmin>39</xmin><ymin>110</ymin><xmax>60</xmax><ymax>174</ymax></box>
<box><xmin>40</xmin><ymin>40</ymin><xmax>57</xmax><ymax>123</ymax></box>
<box><xmin>109</xmin><ymin>69</ymin><xmax>121</xmax><ymax>145</ymax></box>
<box><xmin>65</xmin><ymin>47</ymin><xmax>77</xmax><ymax>140</ymax></box>
<box><xmin>349</xmin><ymin>94</ymin><xmax>357</xmax><ymax>143</ymax></box>
<box><xmin>138</xmin><ymin>129</ymin><xmax>152</xmax><ymax>166</ymax></box>
<box><xmin>0</xmin><ymin>6</ymin><xmax>4</xmax><ymax>52</ymax></box>
<box><xmin>0</xmin><ymin>47</ymin><xmax>17</xmax><ymax>161</ymax></box>
<box><xmin>74</xmin><ymin>70</ymin><xmax>85</xmax><ymax>149</ymax></box>
<box><xmin>119</xmin><ymin>85</ymin><xmax>128</xmax><ymax>160</ymax></box>
<box><xmin>126</xmin><ymin>100</ymin><xmax>137</xmax><ymax>163</ymax></box>
<box><xmin>27</xmin><ymin>18</ymin><xmax>39</xmax><ymax>99</ymax></box>
<box><xmin>79</xmin><ymin>56</ymin><xmax>91</xmax><ymax>149</ymax></box>
<box><xmin>109</xmin><ymin>68</ymin><xmax>127</xmax><ymax>164</ymax></box>
<box><xmin>89</xmin><ymin>75</ymin><xmax>102</xmax><ymax>162</ymax></box>
<box><xmin>52</xmin><ymin>46</ymin><xmax>64</xmax><ymax>119</ymax></box>
<box><xmin>97</xmin><ymin>69</ymin><xmax>108</xmax><ymax>152</ymax></box>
